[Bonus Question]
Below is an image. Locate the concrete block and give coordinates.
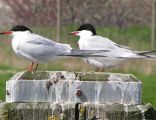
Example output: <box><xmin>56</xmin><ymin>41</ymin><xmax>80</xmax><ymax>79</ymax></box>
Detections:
<box><xmin>6</xmin><ymin>71</ymin><xmax>141</xmax><ymax>105</ymax></box>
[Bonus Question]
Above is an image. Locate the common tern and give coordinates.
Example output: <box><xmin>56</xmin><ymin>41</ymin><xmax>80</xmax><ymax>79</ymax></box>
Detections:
<box><xmin>0</xmin><ymin>25</ymin><xmax>108</xmax><ymax>71</ymax></box>
<box><xmin>68</xmin><ymin>23</ymin><xmax>156</xmax><ymax>71</ymax></box>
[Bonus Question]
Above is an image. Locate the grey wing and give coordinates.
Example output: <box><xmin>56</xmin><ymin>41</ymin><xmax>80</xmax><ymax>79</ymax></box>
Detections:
<box><xmin>87</xmin><ymin>36</ymin><xmax>156</xmax><ymax>58</ymax></box>
<box><xmin>19</xmin><ymin>34</ymin><xmax>71</xmax><ymax>61</ymax></box>
<box><xmin>84</xmin><ymin>36</ymin><xmax>117</xmax><ymax>50</ymax></box>
<box><xmin>86</xmin><ymin>36</ymin><xmax>131</xmax><ymax>50</ymax></box>
<box><xmin>114</xmin><ymin>44</ymin><xmax>133</xmax><ymax>50</ymax></box>
<box><xmin>85</xmin><ymin>36</ymin><xmax>137</xmax><ymax>58</ymax></box>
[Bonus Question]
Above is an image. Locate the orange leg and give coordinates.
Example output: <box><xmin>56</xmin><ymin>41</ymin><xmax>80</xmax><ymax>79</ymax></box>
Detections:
<box><xmin>96</xmin><ymin>67</ymin><xmax>99</xmax><ymax>72</ymax></box>
<box><xmin>34</xmin><ymin>63</ymin><xmax>39</xmax><ymax>71</ymax></box>
<box><xmin>28</xmin><ymin>62</ymin><xmax>34</xmax><ymax>72</ymax></box>
<box><xmin>101</xmin><ymin>68</ymin><xmax>105</xmax><ymax>72</ymax></box>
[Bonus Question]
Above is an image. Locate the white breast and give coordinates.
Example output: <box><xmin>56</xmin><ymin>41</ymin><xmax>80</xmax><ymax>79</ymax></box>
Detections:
<box><xmin>11</xmin><ymin>31</ymin><xmax>35</xmax><ymax>61</ymax></box>
<box><xmin>11</xmin><ymin>36</ymin><xmax>20</xmax><ymax>55</ymax></box>
<box><xmin>78</xmin><ymin>36</ymin><xmax>91</xmax><ymax>50</ymax></box>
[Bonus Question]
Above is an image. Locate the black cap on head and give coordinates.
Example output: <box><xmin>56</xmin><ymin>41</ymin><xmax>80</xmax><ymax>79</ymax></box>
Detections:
<box><xmin>10</xmin><ymin>25</ymin><xmax>32</xmax><ymax>32</ymax></box>
<box><xmin>77</xmin><ymin>23</ymin><xmax>97</xmax><ymax>35</ymax></box>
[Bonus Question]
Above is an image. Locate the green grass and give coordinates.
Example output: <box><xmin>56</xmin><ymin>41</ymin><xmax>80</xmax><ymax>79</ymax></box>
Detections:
<box><xmin>0</xmin><ymin>73</ymin><xmax>14</xmax><ymax>100</ymax></box>
<box><xmin>134</xmin><ymin>72</ymin><xmax>156</xmax><ymax>106</ymax></box>
<box><xmin>0</xmin><ymin>64</ymin><xmax>17</xmax><ymax>70</ymax></box>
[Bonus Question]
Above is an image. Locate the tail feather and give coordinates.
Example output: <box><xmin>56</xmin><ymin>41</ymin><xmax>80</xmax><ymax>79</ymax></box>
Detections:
<box><xmin>58</xmin><ymin>49</ymin><xmax>109</xmax><ymax>57</ymax></box>
<box><xmin>59</xmin><ymin>49</ymin><xmax>156</xmax><ymax>59</ymax></box>
<box><xmin>135</xmin><ymin>50</ymin><xmax>156</xmax><ymax>55</ymax></box>
<box><xmin>135</xmin><ymin>50</ymin><xmax>156</xmax><ymax>58</ymax></box>
<box><xmin>117</xmin><ymin>50</ymin><xmax>156</xmax><ymax>59</ymax></box>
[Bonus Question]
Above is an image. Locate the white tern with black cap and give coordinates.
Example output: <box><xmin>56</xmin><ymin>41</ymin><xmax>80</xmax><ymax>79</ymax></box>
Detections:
<box><xmin>68</xmin><ymin>24</ymin><xmax>156</xmax><ymax>71</ymax></box>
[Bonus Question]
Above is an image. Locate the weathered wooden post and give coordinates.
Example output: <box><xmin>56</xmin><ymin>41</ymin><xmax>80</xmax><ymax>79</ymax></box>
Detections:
<box><xmin>0</xmin><ymin>71</ymin><xmax>156</xmax><ymax>120</ymax></box>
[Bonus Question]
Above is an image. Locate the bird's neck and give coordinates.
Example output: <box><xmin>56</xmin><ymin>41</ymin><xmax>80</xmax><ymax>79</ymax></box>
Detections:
<box><xmin>78</xmin><ymin>35</ymin><xmax>93</xmax><ymax>49</ymax></box>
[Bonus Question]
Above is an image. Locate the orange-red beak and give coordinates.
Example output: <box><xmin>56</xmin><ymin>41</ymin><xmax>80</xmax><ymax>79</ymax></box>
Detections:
<box><xmin>0</xmin><ymin>31</ymin><xmax>12</xmax><ymax>35</ymax></box>
<box><xmin>67</xmin><ymin>31</ymin><xmax>79</xmax><ymax>36</ymax></box>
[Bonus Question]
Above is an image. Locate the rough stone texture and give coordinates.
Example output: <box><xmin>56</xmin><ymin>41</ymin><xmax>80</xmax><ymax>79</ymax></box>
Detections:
<box><xmin>6</xmin><ymin>71</ymin><xmax>141</xmax><ymax>104</ymax></box>
<box><xmin>0</xmin><ymin>102</ymin><xmax>75</xmax><ymax>120</ymax></box>
<box><xmin>79</xmin><ymin>103</ymin><xmax>156</xmax><ymax>120</ymax></box>
<box><xmin>0</xmin><ymin>102</ymin><xmax>156</xmax><ymax>120</ymax></box>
